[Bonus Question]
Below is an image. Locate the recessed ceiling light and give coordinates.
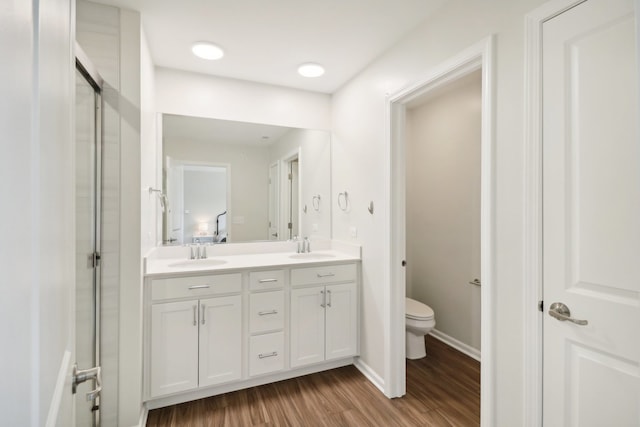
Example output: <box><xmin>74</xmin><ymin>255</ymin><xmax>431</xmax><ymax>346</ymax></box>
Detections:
<box><xmin>191</xmin><ymin>42</ymin><xmax>224</xmax><ymax>60</ymax></box>
<box><xmin>298</xmin><ymin>63</ymin><xmax>325</xmax><ymax>78</ymax></box>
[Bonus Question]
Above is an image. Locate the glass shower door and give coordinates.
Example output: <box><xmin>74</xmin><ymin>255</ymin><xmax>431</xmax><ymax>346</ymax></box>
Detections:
<box><xmin>74</xmin><ymin>66</ymin><xmax>102</xmax><ymax>426</ymax></box>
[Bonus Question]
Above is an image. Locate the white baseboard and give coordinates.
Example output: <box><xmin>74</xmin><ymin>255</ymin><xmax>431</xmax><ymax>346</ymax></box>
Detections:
<box><xmin>353</xmin><ymin>357</ymin><xmax>385</xmax><ymax>394</ymax></box>
<box><xmin>137</xmin><ymin>406</ymin><xmax>148</xmax><ymax>427</ymax></box>
<box><xmin>430</xmin><ymin>329</ymin><xmax>481</xmax><ymax>362</ymax></box>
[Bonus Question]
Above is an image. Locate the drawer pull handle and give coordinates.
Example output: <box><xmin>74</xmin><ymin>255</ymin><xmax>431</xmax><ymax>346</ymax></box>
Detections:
<box><xmin>192</xmin><ymin>305</ymin><xmax>197</xmax><ymax>326</ymax></box>
<box><xmin>327</xmin><ymin>290</ymin><xmax>332</xmax><ymax>307</ymax></box>
<box><xmin>258</xmin><ymin>351</ymin><xmax>278</xmax><ymax>359</ymax></box>
<box><xmin>320</xmin><ymin>290</ymin><xmax>325</xmax><ymax>308</ymax></box>
<box><xmin>317</xmin><ymin>273</ymin><xmax>335</xmax><ymax>278</ymax></box>
<box><xmin>188</xmin><ymin>285</ymin><xmax>210</xmax><ymax>290</ymax></box>
<box><xmin>258</xmin><ymin>278</ymin><xmax>278</xmax><ymax>283</ymax></box>
<box><xmin>201</xmin><ymin>304</ymin><xmax>206</xmax><ymax>325</ymax></box>
<box><xmin>258</xmin><ymin>310</ymin><xmax>278</xmax><ymax>316</ymax></box>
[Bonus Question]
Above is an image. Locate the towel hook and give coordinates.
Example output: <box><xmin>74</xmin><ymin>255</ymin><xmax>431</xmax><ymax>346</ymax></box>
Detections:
<box><xmin>338</xmin><ymin>191</ymin><xmax>349</xmax><ymax>211</ymax></box>
<box><xmin>312</xmin><ymin>195</ymin><xmax>321</xmax><ymax>211</ymax></box>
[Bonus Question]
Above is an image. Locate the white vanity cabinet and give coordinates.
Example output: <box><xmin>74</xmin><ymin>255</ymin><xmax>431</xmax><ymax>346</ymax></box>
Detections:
<box><xmin>147</xmin><ymin>273</ymin><xmax>242</xmax><ymax>398</ymax></box>
<box><xmin>144</xmin><ymin>257</ymin><xmax>359</xmax><ymax>408</ymax></box>
<box><xmin>290</xmin><ymin>264</ymin><xmax>358</xmax><ymax>368</ymax></box>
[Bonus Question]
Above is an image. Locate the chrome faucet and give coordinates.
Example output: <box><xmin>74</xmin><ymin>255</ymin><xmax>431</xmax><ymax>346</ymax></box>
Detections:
<box><xmin>189</xmin><ymin>242</ymin><xmax>207</xmax><ymax>259</ymax></box>
<box><xmin>304</xmin><ymin>237</ymin><xmax>311</xmax><ymax>253</ymax></box>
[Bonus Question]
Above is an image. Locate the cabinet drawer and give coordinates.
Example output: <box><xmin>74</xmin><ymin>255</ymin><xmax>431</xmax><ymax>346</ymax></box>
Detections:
<box><xmin>249</xmin><ymin>332</ymin><xmax>284</xmax><ymax>377</ymax></box>
<box><xmin>249</xmin><ymin>270</ymin><xmax>285</xmax><ymax>291</ymax></box>
<box><xmin>291</xmin><ymin>263</ymin><xmax>357</xmax><ymax>287</ymax></box>
<box><xmin>250</xmin><ymin>291</ymin><xmax>285</xmax><ymax>334</ymax></box>
<box><xmin>151</xmin><ymin>273</ymin><xmax>242</xmax><ymax>301</ymax></box>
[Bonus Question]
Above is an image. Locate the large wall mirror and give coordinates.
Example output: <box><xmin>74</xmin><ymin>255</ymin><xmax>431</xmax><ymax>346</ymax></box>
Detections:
<box><xmin>161</xmin><ymin>114</ymin><xmax>331</xmax><ymax>245</ymax></box>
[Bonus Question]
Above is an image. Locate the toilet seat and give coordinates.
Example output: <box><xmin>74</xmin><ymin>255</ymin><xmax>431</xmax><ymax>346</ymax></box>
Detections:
<box><xmin>406</xmin><ymin>298</ymin><xmax>434</xmax><ymax>320</ymax></box>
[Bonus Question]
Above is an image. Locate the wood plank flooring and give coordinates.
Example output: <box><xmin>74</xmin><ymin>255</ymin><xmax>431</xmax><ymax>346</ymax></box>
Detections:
<box><xmin>146</xmin><ymin>335</ymin><xmax>480</xmax><ymax>426</ymax></box>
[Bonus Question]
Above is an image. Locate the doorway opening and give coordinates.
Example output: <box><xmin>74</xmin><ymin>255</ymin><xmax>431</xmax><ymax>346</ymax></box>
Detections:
<box><xmin>387</xmin><ymin>36</ymin><xmax>494</xmax><ymax>425</ymax></box>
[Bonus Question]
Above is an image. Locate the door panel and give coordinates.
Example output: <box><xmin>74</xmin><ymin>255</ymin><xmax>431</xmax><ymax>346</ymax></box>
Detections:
<box><xmin>150</xmin><ymin>301</ymin><xmax>199</xmax><ymax>397</ymax></box>
<box><xmin>325</xmin><ymin>282</ymin><xmax>358</xmax><ymax>360</ymax></box>
<box><xmin>199</xmin><ymin>295</ymin><xmax>242</xmax><ymax>387</ymax></box>
<box><xmin>290</xmin><ymin>287</ymin><xmax>325</xmax><ymax>367</ymax></box>
<box><xmin>542</xmin><ymin>0</ymin><xmax>640</xmax><ymax>425</ymax></box>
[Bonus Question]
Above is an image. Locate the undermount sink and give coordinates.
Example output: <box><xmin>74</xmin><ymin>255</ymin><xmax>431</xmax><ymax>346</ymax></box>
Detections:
<box><xmin>289</xmin><ymin>252</ymin><xmax>336</xmax><ymax>260</ymax></box>
<box><xmin>168</xmin><ymin>259</ymin><xmax>227</xmax><ymax>268</ymax></box>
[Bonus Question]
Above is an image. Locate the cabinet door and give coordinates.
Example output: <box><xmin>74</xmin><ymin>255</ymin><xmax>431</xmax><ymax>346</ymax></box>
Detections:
<box><xmin>290</xmin><ymin>286</ymin><xmax>326</xmax><ymax>368</ymax></box>
<box><xmin>150</xmin><ymin>300</ymin><xmax>199</xmax><ymax>397</ymax></box>
<box><xmin>199</xmin><ymin>295</ymin><xmax>242</xmax><ymax>387</ymax></box>
<box><xmin>325</xmin><ymin>282</ymin><xmax>358</xmax><ymax>361</ymax></box>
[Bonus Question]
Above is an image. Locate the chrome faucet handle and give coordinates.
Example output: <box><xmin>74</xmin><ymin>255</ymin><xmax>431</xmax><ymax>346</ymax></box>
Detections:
<box><xmin>189</xmin><ymin>244</ymin><xmax>196</xmax><ymax>260</ymax></box>
<box><xmin>304</xmin><ymin>237</ymin><xmax>310</xmax><ymax>253</ymax></box>
<box><xmin>200</xmin><ymin>244</ymin><xmax>207</xmax><ymax>259</ymax></box>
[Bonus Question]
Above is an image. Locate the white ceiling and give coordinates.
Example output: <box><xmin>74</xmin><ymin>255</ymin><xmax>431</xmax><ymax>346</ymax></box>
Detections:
<box><xmin>92</xmin><ymin>0</ymin><xmax>446</xmax><ymax>93</ymax></box>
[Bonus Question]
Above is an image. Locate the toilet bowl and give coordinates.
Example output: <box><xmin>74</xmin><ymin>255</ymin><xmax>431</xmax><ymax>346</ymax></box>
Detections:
<box><xmin>405</xmin><ymin>297</ymin><xmax>436</xmax><ymax>360</ymax></box>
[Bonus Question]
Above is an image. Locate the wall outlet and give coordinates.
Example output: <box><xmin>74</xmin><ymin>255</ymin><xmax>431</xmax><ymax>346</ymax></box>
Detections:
<box><xmin>349</xmin><ymin>226</ymin><xmax>357</xmax><ymax>238</ymax></box>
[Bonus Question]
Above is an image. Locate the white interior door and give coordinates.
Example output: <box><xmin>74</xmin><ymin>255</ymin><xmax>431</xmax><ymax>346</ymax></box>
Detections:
<box><xmin>165</xmin><ymin>156</ymin><xmax>184</xmax><ymax>244</ymax></box>
<box><xmin>542</xmin><ymin>0</ymin><xmax>640</xmax><ymax>425</ymax></box>
<box><xmin>268</xmin><ymin>162</ymin><xmax>280</xmax><ymax>240</ymax></box>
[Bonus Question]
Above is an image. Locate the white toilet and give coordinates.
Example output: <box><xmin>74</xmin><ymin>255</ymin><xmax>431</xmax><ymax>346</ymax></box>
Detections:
<box><xmin>405</xmin><ymin>297</ymin><xmax>436</xmax><ymax>359</ymax></box>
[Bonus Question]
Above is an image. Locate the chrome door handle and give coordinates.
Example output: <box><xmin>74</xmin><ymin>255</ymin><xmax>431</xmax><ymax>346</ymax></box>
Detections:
<box><xmin>326</xmin><ymin>289</ymin><xmax>332</xmax><ymax>307</ymax></box>
<box><xmin>258</xmin><ymin>278</ymin><xmax>278</xmax><ymax>283</ymax></box>
<box><xmin>548</xmin><ymin>302</ymin><xmax>588</xmax><ymax>326</ymax></box>
<box><xmin>258</xmin><ymin>309</ymin><xmax>278</xmax><ymax>316</ymax></box>
<box><xmin>320</xmin><ymin>290</ymin><xmax>325</xmax><ymax>308</ymax></box>
<box><xmin>72</xmin><ymin>364</ymin><xmax>102</xmax><ymax>401</ymax></box>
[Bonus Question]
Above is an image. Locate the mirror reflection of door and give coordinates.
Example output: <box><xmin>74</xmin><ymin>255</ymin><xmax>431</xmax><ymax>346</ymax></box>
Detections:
<box><xmin>165</xmin><ymin>159</ymin><xmax>229</xmax><ymax>244</ymax></box>
<box><xmin>268</xmin><ymin>162</ymin><xmax>280</xmax><ymax>240</ymax></box>
<box><xmin>288</xmin><ymin>158</ymin><xmax>299</xmax><ymax>239</ymax></box>
<box><xmin>164</xmin><ymin>156</ymin><xmax>184</xmax><ymax>244</ymax></box>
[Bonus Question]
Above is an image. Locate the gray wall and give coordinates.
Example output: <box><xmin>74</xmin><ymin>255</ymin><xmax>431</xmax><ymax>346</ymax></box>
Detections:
<box><xmin>406</xmin><ymin>71</ymin><xmax>482</xmax><ymax>352</ymax></box>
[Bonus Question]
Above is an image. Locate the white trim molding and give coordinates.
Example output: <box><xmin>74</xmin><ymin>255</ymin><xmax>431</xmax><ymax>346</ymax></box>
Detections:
<box><xmin>430</xmin><ymin>330</ymin><xmax>481</xmax><ymax>362</ymax></box>
<box><xmin>523</xmin><ymin>1</ymin><xmax>587</xmax><ymax>426</ymax></box>
<box><xmin>354</xmin><ymin>358</ymin><xmax>386</xmax><ymax>394</ymax></box>
<box><xmin>385</xmin><ymin>35</ymin><xmax>495</xmax><ymax>426</ymax></box>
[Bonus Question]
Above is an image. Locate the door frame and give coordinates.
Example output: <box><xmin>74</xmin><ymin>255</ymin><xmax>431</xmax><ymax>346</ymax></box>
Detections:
<box><xmin>75</xmin><ymin>42</ymin><xmax>104</xmax><ymax>427</ymax></box>
<box><xmin>386</xmin><ymin>35</ymin><xmax>495</xmax><ymax>425</ymax></box>
<box><xmin>523</xmin><ymin>1</ymin><xmax>593</xmax><ymax>426</ymax></box>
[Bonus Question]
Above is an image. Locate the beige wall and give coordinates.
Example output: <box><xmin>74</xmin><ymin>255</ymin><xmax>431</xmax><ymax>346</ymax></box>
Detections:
<box><xmin>406</xmin><ymin>71</ymin><xmax>482</xmax><ymax>352</ymax></box>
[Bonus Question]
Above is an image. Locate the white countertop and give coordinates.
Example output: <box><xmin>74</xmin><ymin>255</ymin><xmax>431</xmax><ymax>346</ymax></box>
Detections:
<box><xmin>144</xmin><ymin>240</ymin><xmax>361</xmax><ymax>278</ymax></box>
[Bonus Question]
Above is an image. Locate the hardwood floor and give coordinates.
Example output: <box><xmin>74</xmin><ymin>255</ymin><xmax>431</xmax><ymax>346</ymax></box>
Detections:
<box><xmin>146</xmin><ymin>335</ymin><xmax>480</xmax><ymax>426</ymax></box>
